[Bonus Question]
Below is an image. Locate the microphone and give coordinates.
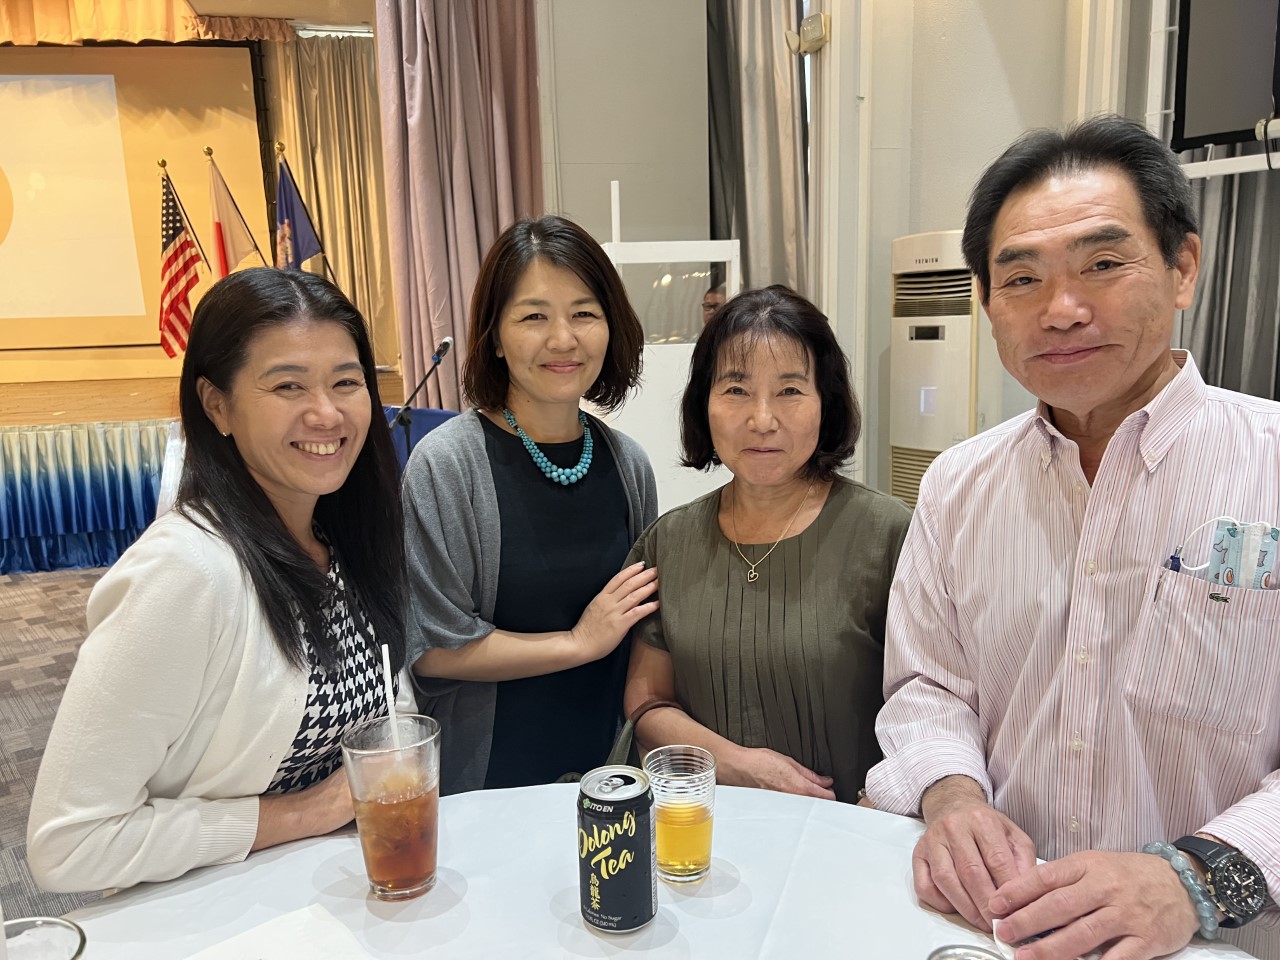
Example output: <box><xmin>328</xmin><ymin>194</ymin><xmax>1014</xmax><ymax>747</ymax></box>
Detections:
<box><xmin>392</xmin><ymin>335</ymin><xmax>456</xmax><ymax>466</ymax></box>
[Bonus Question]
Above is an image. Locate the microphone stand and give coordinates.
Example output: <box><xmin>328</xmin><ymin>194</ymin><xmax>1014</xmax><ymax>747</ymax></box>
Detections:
<box><xmin>390</xmin><ymin>344</ymin><xmax>450</xmax><ymax>465</ymax></box>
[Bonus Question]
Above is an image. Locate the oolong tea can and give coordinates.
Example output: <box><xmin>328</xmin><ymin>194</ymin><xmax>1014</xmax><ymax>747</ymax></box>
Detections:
<box><xmin>577</xmin><ymin>765</ymin><xmax>657</xmax><ymax>933</ymax></box>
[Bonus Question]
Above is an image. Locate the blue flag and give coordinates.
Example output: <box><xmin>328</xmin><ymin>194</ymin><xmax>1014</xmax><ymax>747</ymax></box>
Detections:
<box><xmin>275</xmin><ymin>160</ymin><xmax>323</xmax><ymax>269</ymax></box>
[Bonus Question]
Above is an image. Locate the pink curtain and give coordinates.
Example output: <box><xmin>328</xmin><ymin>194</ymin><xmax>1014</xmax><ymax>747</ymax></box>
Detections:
<box><xmin>374</xmin><ymin>0</ymin><xmax>542</xmax><ymax>411</ymax></box>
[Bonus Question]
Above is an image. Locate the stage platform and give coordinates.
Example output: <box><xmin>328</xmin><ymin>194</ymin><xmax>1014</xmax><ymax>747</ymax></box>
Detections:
<box><xmin>0</xmin><ymin>371</ymin><xmax>405</xmax><ymax>426</ymax></box>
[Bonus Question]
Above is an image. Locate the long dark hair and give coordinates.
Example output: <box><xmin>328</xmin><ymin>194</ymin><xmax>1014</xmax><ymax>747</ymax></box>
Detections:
<box><xmin>176</xmin><ymin>268</ymin><xmax>405</xmax><ymax>673</ymax></box>
<box><xmin>462</xmin><ymin>215</ymin><xmax>644</xmax><ymax>412</ymax></box>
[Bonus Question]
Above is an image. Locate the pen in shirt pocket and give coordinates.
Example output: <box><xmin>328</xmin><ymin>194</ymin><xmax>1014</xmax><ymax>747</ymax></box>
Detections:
<box><xmin>1154</xmin><ymin>515</ymin><xmax>1228</xmax><ymax>603</ymax></box>
<box><xmin>1152</xmin><ymin>550</ymin><xmax>1182</xmax><ymax>603</ymax></box>
<box><xmin>1153</xmin><ymin>516</ymin><xmax>1280</xmax><ymax>601</ymax></box>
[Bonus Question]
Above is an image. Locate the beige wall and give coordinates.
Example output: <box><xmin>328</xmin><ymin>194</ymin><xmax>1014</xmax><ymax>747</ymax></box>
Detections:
<box><xmin>862</xmin><ymin>0</ymin><xmax>1071</xmax><ymax>491</ymax></box>
<box><xmin>537</xmin><ymin>0</ymin><xmax>708</xmax><ymax>244</ymax></box>
<box><xmin>0</xmin><ymin>45</ymin><xmax>269</xmax><ymax>383</ymax></box>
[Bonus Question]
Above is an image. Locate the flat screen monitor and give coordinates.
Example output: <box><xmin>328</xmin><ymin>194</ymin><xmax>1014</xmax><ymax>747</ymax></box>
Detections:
<box><xmin>1172</xmin><ymin>0</ymin><xmax>1280</xmax><ymax>151</ymax></box>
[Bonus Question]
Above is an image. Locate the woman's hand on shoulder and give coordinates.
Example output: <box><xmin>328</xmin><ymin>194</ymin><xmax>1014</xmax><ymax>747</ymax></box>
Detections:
<box><xmin>569</xmin><ymin>562</ymin><xmax>659</xmax><ymax>663</ymax></box>
<box><xmin>725</xmin><ymin>746</ymin><xmax>836</xmax><ymax>801</ymax></box>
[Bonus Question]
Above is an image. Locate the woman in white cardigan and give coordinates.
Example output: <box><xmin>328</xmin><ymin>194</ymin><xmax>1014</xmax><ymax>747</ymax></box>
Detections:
<box><xmin>27</xmin><ymin>269</ymin><xmax>409</xmax><ymax>892</ymax></box>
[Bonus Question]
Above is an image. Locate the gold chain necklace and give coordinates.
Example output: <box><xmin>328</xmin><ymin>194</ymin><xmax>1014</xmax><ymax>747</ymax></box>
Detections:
<box><xmin>729</xmin><ymin>481</ymin><xmax>814</xmax><ymax>583</ymax></box>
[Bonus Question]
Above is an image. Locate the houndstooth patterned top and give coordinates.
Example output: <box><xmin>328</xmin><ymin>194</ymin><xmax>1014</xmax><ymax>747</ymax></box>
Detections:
<box><xmin>265</xmin><ymin>544</ymin><xmax>394</xmax><ymax>795</ymax></box>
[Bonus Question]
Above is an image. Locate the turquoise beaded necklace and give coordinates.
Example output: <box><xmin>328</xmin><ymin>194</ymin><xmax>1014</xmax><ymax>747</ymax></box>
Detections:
<box><xmin>502</xmin><ymin>407</ymin><xmax>593</xmax><ymax>485</ymax></box>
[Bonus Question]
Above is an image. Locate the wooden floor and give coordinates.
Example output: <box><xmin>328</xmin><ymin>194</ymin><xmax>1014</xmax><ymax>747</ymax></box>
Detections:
<box><xmin>0</xmin><ymin>371</ymin><xmax>406</xmax><ymax>426</ymax></box>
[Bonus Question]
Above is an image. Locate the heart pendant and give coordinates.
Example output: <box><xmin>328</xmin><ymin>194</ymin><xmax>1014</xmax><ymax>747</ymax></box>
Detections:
<box><xmin>746</xmin><ymin>569</ymin><xmax>759</xmax><ymax>583</ymax></box>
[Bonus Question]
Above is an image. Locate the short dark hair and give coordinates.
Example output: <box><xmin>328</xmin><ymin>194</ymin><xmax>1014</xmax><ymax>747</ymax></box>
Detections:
<box><xmin>681</xmin><ymin>285</ymin><xmax>861</xmax><ymax>482</ymax></box>
<box><xmin>462</xmin><ymin>215</ymin><xmax>644</xmax><ymax>412</ymax></box>
<box><xmin>962</xmin><ymin>114</ymin><xmax>1199</xmax><ymax>301</ymax></box>
<box><xmin>177</xmin><ymin>268</ymin><xmax>405</xmax><ymax>674</ymax></box>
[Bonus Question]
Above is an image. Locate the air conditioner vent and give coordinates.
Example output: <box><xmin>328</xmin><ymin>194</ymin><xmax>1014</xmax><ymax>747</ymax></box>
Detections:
<box><xmin>889</xmin><ymin>445</ymin><xmax>940</xmax><ymax>508</ymax></box>
<box><xmin>893</xmin><ymin>270</ymin><xmax>972</xmax><ymax>299</ymax></box>
<box><xmin>893</xmin><ymin>271</ymin><xmax>973</xmax><ymax>318</ymax></box>
<box><xmin>893</xmin><ymin>298</ymin><xmax>972</xmax><ymax>318</ymax></box>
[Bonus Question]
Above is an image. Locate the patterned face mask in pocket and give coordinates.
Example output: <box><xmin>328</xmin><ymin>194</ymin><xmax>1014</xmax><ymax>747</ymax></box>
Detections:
<box><xmin>1250</xmin><ymin>525</ymin><xmax>1279</xmax><ymax>588</ymax></box>
<box><xmin>1197</xmin><ymin>519</ymin><xmax>1279</xmax><ymax>588</ymax></box>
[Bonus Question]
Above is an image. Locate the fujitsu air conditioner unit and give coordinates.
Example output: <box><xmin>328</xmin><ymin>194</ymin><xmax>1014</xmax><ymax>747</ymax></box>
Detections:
<box><xmin>888</xmin><ymin>230</ymin><xmax>1008</xmax><ymax>507</ymax></box>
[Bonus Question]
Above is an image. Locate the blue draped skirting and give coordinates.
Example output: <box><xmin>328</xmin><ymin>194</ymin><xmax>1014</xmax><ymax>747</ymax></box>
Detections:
<box><xmin>0</xmin><ymin>419</ymin><xmax>172</xmax><ymax>574</ymax></box>
<box><xmin>0</xmin><ymin>409</ymin><xmax>455</xmax><ymax>575</ymax></box>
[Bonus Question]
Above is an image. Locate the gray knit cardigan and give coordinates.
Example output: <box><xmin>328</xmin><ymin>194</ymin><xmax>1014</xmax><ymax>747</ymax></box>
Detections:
<box><xmin>401</xmin><ymin>409</ymin><xmax>658</xmax><ymax>794</ymax></box>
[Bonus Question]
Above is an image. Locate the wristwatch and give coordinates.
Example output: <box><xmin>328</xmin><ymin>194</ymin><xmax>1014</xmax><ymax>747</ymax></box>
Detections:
<box><xmin>1173</xmin><ymin>835</ymin><xmax>1270</xmax><ymax>927</ymax></box>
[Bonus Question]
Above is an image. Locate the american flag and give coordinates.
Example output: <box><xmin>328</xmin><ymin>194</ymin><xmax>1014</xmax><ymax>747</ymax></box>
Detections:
<box><xmin>159</xmin><ymin>175</ymin><xmax>202</xmax><ymax>358</ymax></box>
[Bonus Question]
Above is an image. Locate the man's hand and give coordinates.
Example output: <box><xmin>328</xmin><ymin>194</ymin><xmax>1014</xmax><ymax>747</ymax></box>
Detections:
<box><xmin>989</xmin><ymin>851</ymin><xmax>1200</xmax><ymax>960</ymax></box>
<box><xmin>912</xmin><ymin>775</ymin><xmax>1037</xmax><ymax>931</ymax></box>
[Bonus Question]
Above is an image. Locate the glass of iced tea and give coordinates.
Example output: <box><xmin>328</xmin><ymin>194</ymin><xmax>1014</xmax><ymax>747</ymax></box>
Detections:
<box><xmin>643</xmin><ymin>744</ymin><xmax>715</xmax><ymax>882</ymax></box>
<box><xmin>341</xmin><ymin>714</ymin><xmax>441</xmax><ymax>901</ymax></box>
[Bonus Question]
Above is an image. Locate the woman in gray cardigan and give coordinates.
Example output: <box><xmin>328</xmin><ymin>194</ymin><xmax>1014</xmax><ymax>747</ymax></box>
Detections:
<box><xmin>403</xmin><ymin>216</ymin><xmax>658</xmax><ymax>794</ymax></box>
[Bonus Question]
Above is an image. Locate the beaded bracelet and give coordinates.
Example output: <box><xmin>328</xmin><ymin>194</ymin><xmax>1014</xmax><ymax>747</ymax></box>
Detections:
<box><xmin>1142</xmin><ymin>841</ymin><xmax>1221</xmax><ymax>940</ymax></box>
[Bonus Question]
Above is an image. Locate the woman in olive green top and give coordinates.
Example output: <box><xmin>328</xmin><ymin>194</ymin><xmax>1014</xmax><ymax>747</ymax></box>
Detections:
<box><xmin>624</xmin><ymin>285</ymin><xmax>911</xmax><ymax>804</ymax></box>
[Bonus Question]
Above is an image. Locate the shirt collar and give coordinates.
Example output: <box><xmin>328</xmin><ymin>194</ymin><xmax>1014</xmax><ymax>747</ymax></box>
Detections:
<box><xmin>1022</xmin><ymin>350</ymin><xmax>1207</xmax><ymax>473</ymax></box>
<box><xmin>1136</xmin><ymin>350</ymin><xmax>1207</xmax><ymax>469</ymax></box>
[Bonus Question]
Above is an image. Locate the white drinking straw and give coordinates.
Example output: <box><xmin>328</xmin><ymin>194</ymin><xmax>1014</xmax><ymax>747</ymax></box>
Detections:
<box><xmin>380</xmin><ymin>643</ymin><xmax>402</xmax><ymax>751</ymax></box>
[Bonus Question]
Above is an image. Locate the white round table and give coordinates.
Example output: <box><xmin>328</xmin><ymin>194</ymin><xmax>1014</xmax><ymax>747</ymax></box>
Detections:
<box><xmin>68</xmin><ymin>784</ymin><xmax>1255</xmax><ymax>959</ymax></box>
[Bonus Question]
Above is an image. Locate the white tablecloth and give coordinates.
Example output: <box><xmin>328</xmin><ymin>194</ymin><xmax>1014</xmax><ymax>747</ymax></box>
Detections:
<box><xmin>69</xmin><ymin>784</ymin><xmax>1254</xmax><ymax>959</ymax></box>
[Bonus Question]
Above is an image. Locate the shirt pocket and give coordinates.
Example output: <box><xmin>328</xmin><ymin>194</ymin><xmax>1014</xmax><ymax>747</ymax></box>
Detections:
<box><xmin>1123</xmin><ymin>566</ymin><xmax>1280</xmax><ymax>735</ymax></box>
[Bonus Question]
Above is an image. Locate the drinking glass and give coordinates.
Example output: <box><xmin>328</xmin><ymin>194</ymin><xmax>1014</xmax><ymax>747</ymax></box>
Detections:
<box><xmin>643</xmin><ymin>745</ymin><xmax>715</xmax><ymax>882</ymax></box>
<box><xmin>3</xmin><ymin>917</ymin><xmax>86</xmax><ymax>960</ymax></box>
<box><xmin>341</xmin><ymin>714</ymin><xmax>441</xmax><ymax>900</ymax></box>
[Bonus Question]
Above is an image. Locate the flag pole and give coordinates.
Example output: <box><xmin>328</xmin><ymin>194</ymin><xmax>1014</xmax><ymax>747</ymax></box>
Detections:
<box><xmin>318</xmin><ymin>253</ymin><xmax>340</xmax><ymax>286</ymax></box>
<box><xmin>158</xmin><ymin>159</ymin><xmax>210</xmax><ymax>270</ymax></box>
<box><xmin>275</xmin><ymin>142</ymin><xmax>340</xmax><ymax>286</ymax></box>
<box><xmin>204</xmin><ymin>146</ymin><xmax>268</xmax><ymax>266</ymax></box>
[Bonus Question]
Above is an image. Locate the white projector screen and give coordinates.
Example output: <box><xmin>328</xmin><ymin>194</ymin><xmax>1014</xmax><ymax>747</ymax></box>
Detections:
<box><xmin>0</xmin><ymin>45</ymin><xmax>266</xmax><ymax>352</ymax></box>
<box><xmin>0</xmin><ymin>75</ymin><xmax>146</xmax><ymax>319</ymax></box>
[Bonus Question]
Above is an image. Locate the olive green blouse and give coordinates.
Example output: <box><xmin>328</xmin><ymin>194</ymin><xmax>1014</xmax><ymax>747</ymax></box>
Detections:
<box><xmin>628</xmin><ymin>477</ymin><xmax>912</xmax><ymax>803</ymax></box>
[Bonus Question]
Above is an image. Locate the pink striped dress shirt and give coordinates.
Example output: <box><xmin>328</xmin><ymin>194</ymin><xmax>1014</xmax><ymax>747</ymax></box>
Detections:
<box><xmin>867</xmin><ymin>352</ymin><xmax>1280</xmax><ymax>960</ymax></box>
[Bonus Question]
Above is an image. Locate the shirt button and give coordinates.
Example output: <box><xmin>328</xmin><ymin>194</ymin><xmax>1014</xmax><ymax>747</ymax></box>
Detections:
<box><xmin>1076</xmin><ymin>649</ymin><xmax>1091</xmax><ymax>665</ymax></box>
<box><xmin>1073</xmin><ymin>481</ymin><xmax>1085</xmax><ymax>496</ymax></box>
<box><xmin>1085</xmin><ymin>560</ymin><xmax>1097</xmax><ymax>575</ymax></box>
<box><xmin>1069</xmin><ymin>816</ymin><xmax>1081</xmax><ymax>833</ymax></box>
<box><xmin>1070</xmin><ymin>735</ymin><xmax>1085</xmax><ymax>752</ymax></box>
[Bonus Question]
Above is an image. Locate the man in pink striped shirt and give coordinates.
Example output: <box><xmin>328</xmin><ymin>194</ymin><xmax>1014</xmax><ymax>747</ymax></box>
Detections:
<box><xmin>867</xmin><ymin>115</ymin><xmax>1279</xmax><ymax>960</ymax></box>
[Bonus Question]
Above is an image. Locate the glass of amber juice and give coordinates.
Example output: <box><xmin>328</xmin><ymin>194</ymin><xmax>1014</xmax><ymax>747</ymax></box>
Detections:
<box><xmin>643</xmin><ymin>745</ymin><xmax>715</xmax><ymax>882</ymax></box>
<box><xmin>341</xmin><ymin>714</ymin><xmax>441</xmax><ymax>901</ymax></box>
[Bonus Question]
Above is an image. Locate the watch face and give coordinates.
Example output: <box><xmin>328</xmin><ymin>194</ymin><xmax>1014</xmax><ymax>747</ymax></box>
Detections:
<box><xmin>1212</xmin><ymin>854</ymin><xmax>1269</xmax><ymax>920</ymax></box>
